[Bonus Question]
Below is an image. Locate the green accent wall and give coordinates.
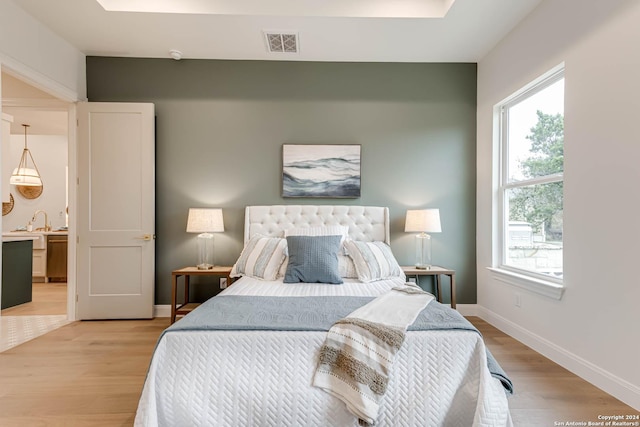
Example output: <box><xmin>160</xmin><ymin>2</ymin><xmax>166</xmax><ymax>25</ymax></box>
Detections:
<box><xmin>86</xmin><ymin>58</ymin><xmax>477</xmax><ymax>305</ymax></box>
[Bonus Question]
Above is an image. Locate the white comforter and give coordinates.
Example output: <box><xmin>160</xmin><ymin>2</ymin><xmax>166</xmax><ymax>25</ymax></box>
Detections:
<box><xmin>135</xmin><ymin>277</ymin><xmax>512</xmax><ymax>427</ymax></box>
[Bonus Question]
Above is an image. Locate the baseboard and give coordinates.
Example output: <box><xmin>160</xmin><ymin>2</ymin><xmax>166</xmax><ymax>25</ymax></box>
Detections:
<box><xmin>154</xmin><ymin>304</ymin><xmax>171</xmax><ymax>318</ymax></box>
<box><xmin>478</xmin><ymin>306</ymin><xmax>640</xmax><ymax>411</ymax></box>
<box><xmin>456</xmin><ymin>304</ymin><xmax>479</xmax><ymax>317</ymax></box>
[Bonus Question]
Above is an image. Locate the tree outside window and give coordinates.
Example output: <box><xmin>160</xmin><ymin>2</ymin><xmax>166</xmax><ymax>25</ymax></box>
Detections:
<box><xmin>501</xmin><ymin>73</ymin><xmax>564</xmax><ymax>280</ymax></box>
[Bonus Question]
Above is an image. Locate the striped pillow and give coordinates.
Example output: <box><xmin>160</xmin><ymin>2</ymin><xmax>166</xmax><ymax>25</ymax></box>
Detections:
<box><xmin>231</xmin><ymin>235</ymin><xmax>287</xmax><ymax>281</ymax></box>
<box><xmin>344</xmin><ymin>240</ymin><xmax>404</xmax><ymax>283</ymax></box>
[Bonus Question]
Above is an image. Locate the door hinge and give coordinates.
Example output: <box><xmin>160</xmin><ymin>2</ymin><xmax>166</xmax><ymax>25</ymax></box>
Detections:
<box><xmin>76</xmin><ymin>294</ymin><xmax>79</xmax><ymax>302</ymax></box>
<box><xmin>77</xmin><ymin>236</ymin><xmax>80</xmax><ymax>244</ymax></box>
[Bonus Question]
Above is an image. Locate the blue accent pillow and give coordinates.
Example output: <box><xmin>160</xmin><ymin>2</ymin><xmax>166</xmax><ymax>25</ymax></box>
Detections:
<box><xmin>284</xmin><ymin>235</ymin><xmax>344</xmax><ymax>284</ymax></box>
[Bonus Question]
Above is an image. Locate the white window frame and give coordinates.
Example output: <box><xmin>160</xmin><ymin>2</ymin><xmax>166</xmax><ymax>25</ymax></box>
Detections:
<box><xmin>491</xmin><ymin>65</ymin><xmax>565</xmax><ymax>299</ymax></box>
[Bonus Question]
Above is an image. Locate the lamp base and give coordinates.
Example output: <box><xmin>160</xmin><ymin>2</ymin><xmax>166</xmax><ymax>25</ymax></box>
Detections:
<box><xmin>414</xmin><ymin>233</ymin><xmax>433</xmax><ymax>271</ymax></box>
<box><xmin>195</xmin><ymin>233</ymin><xmax>215</xmax><ymax>270</ymax></box>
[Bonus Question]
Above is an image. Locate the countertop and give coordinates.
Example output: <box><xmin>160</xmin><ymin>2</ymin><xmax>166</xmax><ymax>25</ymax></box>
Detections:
<box><xmin>2</xmin><ymin>231</ymin><xmax>68</xmax><ymax>243</ymax></box>
<box><xmin>2</xmin><ymin>236</ymin><xmax>40</xmax><ymax>243</ymax></box>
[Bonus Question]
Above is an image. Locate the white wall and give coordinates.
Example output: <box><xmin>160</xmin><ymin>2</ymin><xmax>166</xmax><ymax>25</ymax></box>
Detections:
<box><xmin>477</xmin><ymin>0</ymin><xmax>640</xmax><ymax>410</ymax></box>
<box><xmin>0</xmin><ymin>2</ymin><xmax>82</xmax><ymax>318</ymax></box>
<box><xmin>2</xmin><ymin>134</ymin><xmax>68</xmax><ymax>231</ymax></box>
<box><xmin>0</xmin><ymin>0</ymin><xmax>85</xmax><ymax>101</ymax></box>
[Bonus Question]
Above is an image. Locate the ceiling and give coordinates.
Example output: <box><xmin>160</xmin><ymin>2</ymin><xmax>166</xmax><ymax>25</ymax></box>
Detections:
<box><xmin>2</xmin><ymin>72</ymin><xmax>68</xmax><ymax>135</ymax></box>
<box><xmin>4</xmin><ymin>0</ymin><xmax>542</xmax><ymax>135</ymax></box>
<box><xmin>12</xmin><ymin>0</ymin><xmax>542</xmax><ymax>63</ymax></box>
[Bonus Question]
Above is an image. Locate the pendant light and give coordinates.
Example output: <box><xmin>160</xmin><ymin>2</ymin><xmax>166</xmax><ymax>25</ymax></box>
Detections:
<box><xmin>10</xmin><ymin>124</ymin><xmax>43</xmax><ymax>187</ymax></box>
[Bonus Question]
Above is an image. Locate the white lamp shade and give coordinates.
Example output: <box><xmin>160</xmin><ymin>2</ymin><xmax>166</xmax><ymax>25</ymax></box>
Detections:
<box><xmin>405</xmin><ymin>209</ymin><xmax>442</xmax><ymax>233</ymax></box>
<box><xmin>186</xmin><ymin>208</ymin><xmax>224</xmax><ymax>233</ymax></box>
<box><xmin>10</xmin><ymin>167</ymin><xmax>43</xmax><ymax>186</ymax></box>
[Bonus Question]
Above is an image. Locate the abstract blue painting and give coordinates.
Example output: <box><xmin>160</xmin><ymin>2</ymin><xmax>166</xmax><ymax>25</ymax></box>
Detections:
<box><xmin>282</xmin><ymin>144</ymin><xmax>361</xmax><ymax>198</ymax></box>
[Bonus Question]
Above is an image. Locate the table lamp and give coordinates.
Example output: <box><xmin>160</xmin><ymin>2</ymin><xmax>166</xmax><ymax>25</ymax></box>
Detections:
<box><xmin>405</xmin><ymin>209</ymin><xmax>441</xmax><ymax>269</ymax></box>
<box><xmin>186</xmin><ymin>208</ymin><xmax>224</xmax><ymax>270</ymax></box>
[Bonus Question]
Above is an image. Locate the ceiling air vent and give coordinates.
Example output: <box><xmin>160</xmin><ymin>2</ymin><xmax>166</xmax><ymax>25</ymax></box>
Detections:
<box><xmin>264</xmin><ymin>32</ymin><xmax>298</xmax><ymax>53</ymax></box>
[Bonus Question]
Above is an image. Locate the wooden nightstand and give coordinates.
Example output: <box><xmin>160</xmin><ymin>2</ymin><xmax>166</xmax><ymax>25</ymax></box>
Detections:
<box><xmin>171</xmin><ymin>266</ymin><xmax>233</xmax><ymax>324</ymax></box>
<box><xmin>402</xmin><ymin>266</ymin><xmax>456</xmax><ymax>309</ymax></box>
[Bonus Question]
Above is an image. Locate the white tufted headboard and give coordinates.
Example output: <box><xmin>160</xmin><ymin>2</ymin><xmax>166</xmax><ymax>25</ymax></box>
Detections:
<box><xmin>244</xmin><ymin>205</ymin><xmax>390</xmax><ymax>244</ymax></box>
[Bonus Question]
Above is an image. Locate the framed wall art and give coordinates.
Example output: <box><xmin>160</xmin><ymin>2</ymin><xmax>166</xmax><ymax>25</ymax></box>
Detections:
<box><xmin>282</xmin><ymin>144</ymin><xmax>361</xmax><ymax>198</ymax></box>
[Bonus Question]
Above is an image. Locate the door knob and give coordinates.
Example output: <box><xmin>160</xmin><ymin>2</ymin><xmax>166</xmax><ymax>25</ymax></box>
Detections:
<box><xmin>135</xmin><ymin>234</ymin><xmax>155</xmax><ymax>241</ymax></box>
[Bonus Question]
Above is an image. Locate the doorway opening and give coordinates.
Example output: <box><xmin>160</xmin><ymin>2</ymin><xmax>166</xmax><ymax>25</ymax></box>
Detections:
<box><xmin>0</xmin><ymin>68</ymin><xmax>74</xmax><ymax>351</ymax></box>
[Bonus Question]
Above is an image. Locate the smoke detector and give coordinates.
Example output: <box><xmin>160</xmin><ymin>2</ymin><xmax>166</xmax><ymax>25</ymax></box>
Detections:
<box><xmin>264</xmin><ymin>32</ymin><xmax>298</xmax><ymax>53</ymax></box>
<box><xmin>169</xmin><ymin>50</ymin><xmax>182</xmax><ymax>60</ymax></box>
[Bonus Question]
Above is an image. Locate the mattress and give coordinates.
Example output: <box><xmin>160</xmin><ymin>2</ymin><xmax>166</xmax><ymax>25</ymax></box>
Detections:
<box><xmin>135</xmin><ymin>278</ymin><xmax>512</xmax><ymax>427</ymax></box>
<box><xmin>221</xmin><ymin>275</ymin><xmax>403</xmax><ymax>297</ymax></box>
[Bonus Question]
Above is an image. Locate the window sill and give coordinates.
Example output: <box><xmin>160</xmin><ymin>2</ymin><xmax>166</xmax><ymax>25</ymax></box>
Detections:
<box><xmin>487</xmin><ymin>267</ymin><xmax>565</xmax><ymax>300</ymax></box>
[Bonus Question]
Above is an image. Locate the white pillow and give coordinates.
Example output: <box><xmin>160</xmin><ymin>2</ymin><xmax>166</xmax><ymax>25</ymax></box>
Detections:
<box><xmin>231</xmin><ymin>235</ymin><xmax>287</xmax><ymax>281</ymax></box>
<box><xmin>284</xmin><ymin>225</ymin><xmax>349</xmax><ymax>239</ymax></box>
<box><xmin>344</xmin><ymin>240</ymin><xmax>404</xmax><ymax>283</ymax></box>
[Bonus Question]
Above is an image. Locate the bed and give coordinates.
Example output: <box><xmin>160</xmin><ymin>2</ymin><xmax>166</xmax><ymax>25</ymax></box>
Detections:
<box><xmin>135</xmin><ymin>205</ymin><xmax>513</xmax><ymax>426</ymax></box>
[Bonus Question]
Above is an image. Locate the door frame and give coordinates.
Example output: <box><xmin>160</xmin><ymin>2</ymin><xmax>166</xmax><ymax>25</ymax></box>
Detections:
<box><xmin>0</xmin><ymin>59</ymin><xmax>82</xmax><ymax>321</ymax></box>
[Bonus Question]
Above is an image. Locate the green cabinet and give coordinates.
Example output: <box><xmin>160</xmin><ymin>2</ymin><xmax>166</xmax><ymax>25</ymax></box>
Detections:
<box><xmin>1</xmin><ymin>239</ymin><xmax>34</xmax><ymax>309</ymax></box>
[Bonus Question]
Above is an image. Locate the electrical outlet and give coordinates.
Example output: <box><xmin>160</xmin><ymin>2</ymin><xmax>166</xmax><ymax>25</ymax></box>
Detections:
<box><xmin>514</xmin><ymin>293</ymin><xmax>522</xmax><ymax>308</ymax></box>
<box><xmin>220</xmin><ymin>278</ymin><xmax>228</xmax><ymax>289</ymax></box>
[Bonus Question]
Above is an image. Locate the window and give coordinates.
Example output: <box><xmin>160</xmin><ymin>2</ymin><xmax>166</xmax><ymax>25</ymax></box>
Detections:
<box><xmin>499</xmin><ymin>68</ymin><xmax>564</xmax><ymax>283</ymax></box>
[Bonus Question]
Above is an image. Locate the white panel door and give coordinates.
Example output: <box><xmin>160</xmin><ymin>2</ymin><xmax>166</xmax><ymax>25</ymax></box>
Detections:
<box><xmin>77</xmin><ymin>102</ymin><xmax>155</xmax><ymax>319</ymax></box>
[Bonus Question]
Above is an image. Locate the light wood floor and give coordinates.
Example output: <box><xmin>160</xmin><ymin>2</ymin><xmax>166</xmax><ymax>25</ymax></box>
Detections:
<box><xmin>0</xmin><ymin>283</ymin><xmax>69</xmax><ymax>352</ymax></box>
<box><xmin>0</xmin><ymin>318</ymin><xmax>167</xmax><ymax>427</ymax></box>
<box><xmin>473</xmin><ymin>317</ymin><xmax>638</xmax><ymax>425</ymax></box>
<box><xmin>0</xmin><ymin>315</ymin><xmax>636</xmax><ymax>426</ymax></box>
<box><xmin>1</xmin><ymin>282</ymin><xmax>67</xmax><ymax>316</ymax></box>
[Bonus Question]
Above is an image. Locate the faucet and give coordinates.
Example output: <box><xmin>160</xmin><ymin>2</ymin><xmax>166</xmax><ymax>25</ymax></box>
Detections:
<box><xmin>32</xmin><ymin>210</ymin><xmax>51</xmax><ymax>232</ymax></box>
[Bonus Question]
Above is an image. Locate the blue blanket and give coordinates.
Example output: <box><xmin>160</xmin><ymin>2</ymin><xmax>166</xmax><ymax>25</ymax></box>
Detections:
<box><xmin>166</xmin><ymin>295</ymin><xmax>513</xmax><ymax>394</ymax></box>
